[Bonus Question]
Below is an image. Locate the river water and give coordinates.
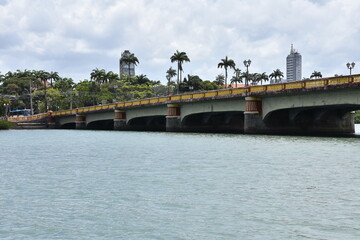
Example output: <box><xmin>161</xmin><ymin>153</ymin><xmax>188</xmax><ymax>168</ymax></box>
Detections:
<box><xmin>1</xmin><ymin>127</ymin><xmax>360</xmax><ymax>240</ymax></box>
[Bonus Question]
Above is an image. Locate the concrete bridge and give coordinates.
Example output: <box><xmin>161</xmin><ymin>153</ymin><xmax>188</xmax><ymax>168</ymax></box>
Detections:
<box><xmin>9</xmin><ymin>74</ymin><xmax>360</xmax><ymax>135</ymax></box>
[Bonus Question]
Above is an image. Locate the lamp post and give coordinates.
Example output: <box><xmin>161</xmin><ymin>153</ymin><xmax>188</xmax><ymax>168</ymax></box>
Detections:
<box><xmin>29</xmin><ymin>79</ymin><xmax>33</xmax><ymax>115</ymax></box>
<box><xmin>346</xmin><ymin>62</ymin><xmax>355</xmax><ymax>75</ymax></box>
<box><xmin>3</xmin><ymin>103</ymin><xmax>9</xmax><ymax>117</ymax></box>
<box><xmin>23</xmin><ymin>88</ymin><xmax>33</xmax><ymax>115</ymax></box>
<box><xmin>243</xmin><ymin>59</ymin><xmax>251</xmax><ymax>86</ymax></box>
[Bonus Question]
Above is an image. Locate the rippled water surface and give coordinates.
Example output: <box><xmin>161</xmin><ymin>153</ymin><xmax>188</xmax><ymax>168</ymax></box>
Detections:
<box><xmin>1</xmin><ymin>128</ymin><xmax>360</xmax><ymax>239</ymax></box>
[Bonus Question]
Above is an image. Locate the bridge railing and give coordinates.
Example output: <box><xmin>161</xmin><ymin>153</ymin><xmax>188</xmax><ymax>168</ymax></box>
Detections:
<box><xmin>8</xmin><ymin>112</ymin><xmax>51</xmax><ymax>123</ymax></box>
<box><xmin>10</xmin><ymin>74</ymin><xmax>360</xmax><ymax>121</ymax></box>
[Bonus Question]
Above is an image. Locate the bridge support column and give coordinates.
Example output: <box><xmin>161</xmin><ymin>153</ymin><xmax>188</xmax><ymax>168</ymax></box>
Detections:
<box><xmin>166</xmin><ymin>104</ymin><xmax>181</xmax><ymax>132</ymax></box>
<box><xmin>244</xmin><ymin>97</ymin><xmax>265</xmax><ymax>134</ymax></box>
<box><xmin>114</xmin><ymin>110</ymin><xmax>127</xmax><ymax>130</ymax></box>
<box><xmin>75</xmin><ymin>114</ymin><xmax>86</xmax><ymax>129</ymax></box>
<box><xmin>47</xmin><ymin>116</ymin><xmax>56</xmax><ymax>129</ymax></box>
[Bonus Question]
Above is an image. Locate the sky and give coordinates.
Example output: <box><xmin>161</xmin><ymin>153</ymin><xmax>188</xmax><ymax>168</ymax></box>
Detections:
<box><xmin>1</xmin><ymin>0</ymin><xmax>360</xmax><ymax>84</ymax></box>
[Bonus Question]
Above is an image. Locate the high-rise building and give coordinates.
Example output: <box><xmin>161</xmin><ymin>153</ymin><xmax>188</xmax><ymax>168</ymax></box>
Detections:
<box><xmin>286</xmin><ymin>44</ymin><xmax>302</xmax><ymax>82</ymax></box>
<box><xmin>119</xmin><ymin>50</ymin><xmax>136</xmax><ymax>77</ymax></box>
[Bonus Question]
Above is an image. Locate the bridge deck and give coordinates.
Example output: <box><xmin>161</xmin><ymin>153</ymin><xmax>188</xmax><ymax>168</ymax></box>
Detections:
<box><xmin>8</xmin><ymin>74</ymin><xmax>360</xmax><ymax>123</ymax></box>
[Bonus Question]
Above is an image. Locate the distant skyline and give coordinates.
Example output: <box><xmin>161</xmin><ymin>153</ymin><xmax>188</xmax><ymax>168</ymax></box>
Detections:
<box><xmin>1</xmin><ymin>0</ymin><xmax>360</xmax><ymax>83</ymax></box>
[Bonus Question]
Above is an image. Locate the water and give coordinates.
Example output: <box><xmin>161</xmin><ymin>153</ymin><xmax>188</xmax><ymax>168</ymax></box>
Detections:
<box><xmin>1</xmin><ymin>127</ymin><xmax>360</xmax><ymax>240</ymax></box>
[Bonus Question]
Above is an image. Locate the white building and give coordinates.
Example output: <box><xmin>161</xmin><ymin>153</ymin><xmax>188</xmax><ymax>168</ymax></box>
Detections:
<box><xmin>286</xmin><ymin>44</ymin><xmax>302</xmax><ymax>82</ymax></box>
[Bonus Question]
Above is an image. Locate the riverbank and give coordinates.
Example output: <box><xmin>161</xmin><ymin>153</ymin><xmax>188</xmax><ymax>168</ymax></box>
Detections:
<box><xmin>0</xmin><ymin>120</ymin><xmax>14</xmax><ymax>130</ymax></box>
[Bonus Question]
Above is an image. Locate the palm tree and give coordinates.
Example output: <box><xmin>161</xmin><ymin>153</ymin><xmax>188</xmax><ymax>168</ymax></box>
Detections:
<box><xmin>32</xmin><ymin>70</ymin><xmax>50</xmax><ymax>111</ymax></box>
<box><xmin>90</xmin><ymin>68</ymin><xmax>106</xmax><ymax>84</ymax></box>
<box><xmin>258</xmin><ymin>72</ymin><xmax>269</xmax><ymax>85</ymax></box>
<box><xmin>166</xmin><ymin>67</ymin><xmax>177</xmax><ymax>81</ymax></box>
<box><xmin>170</xmin><ymin>50</ymin><xmax>190</xmax><ymax>93</ymax></box>
<box><xmin>230</xmin><ymin>76</ymin><xmax>243</xmax><ymax>87</ymax></box>
<box><xmin>135</xmin><ymin>74</ymin><xmax>150</xmax><ymax>85</ymax></box>
<box><xmin>166</xmin><ymin>67</ymin><xmax>177</xmax><ymax>94</ymax></box>
<box><xmin>310</xmin><ymin>71</ymin><xmax>322</xmax><ymax>79</ymax></box>
<box><xmin>120</xmin><ymin>53</ymin><xmax>139</xmax><ymax>79</ymax></box>
<box><xmin>217</xmin><ymin>56</ymin><xmax>236</xmax><ymax>87</ymax></box>
<box><xmin>48</xmin><ymin>71</ymin><xmax>60</xmax><ymax>87</ymax></box>
<box><xmin>229</xmin><ymin>68</ymin><xmax>242</xmax><ymax>87</ymax></box>
<box><xmin>214</xmin><ymin>74</ymin><xmax>225</xmax><ymax>87</ymax></box>
<box><xmin>105</xmin><ymin>71</ymin><xmax>119</xmax><ymax>83</ymax></box>
<box><xmin>5</xmin><ymin>71</ymin><xmax>15</xmax><ymax>79</ymax></box>
<box><xmin>248</xmin><ymin>73</ymin><xmax>261</xmax><ymax>85</ymax></box>
<box><xmin>269</xmin><ymin>69</ymin><xmax>284</xmax><ymax>83</ymax></box>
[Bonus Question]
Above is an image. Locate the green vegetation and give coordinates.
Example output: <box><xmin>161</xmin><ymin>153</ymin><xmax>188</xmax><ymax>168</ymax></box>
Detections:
<box><xmin>0</xmin><ymin>51</ymin><xmax>323</xmax><ymax>118</ymax></box>
<box><xmin>355</xmin><ymin>111</ymin><xmax>360</xmax><ymax>124</ymax></box>
<box><xmin>269</xmin><ymin>69</ymin><xmax>284</xmax><ymax>83</ymax></box>
<box><xmin>0</xmin><ymin>66</ymin><xmax>222</xmax><ymax>116</ymax></box>
<box><xmin>217</xmin><ymin>56</ymin><xmax>236</xmax><ymax>87</ymax></box>
<box><xmin>170</xmin><ymin>50</ymin><xmax>190</xmax><ymax>93</ymax></box>
<box><xmin>0</xmin><ymin>120</ymin><xmax>14</xmax><ymax>130</ymax></box>
<box><xmin>310</xmin><ymin>71</ymin><xmax>322</xmax><ymax>79</ymax></box>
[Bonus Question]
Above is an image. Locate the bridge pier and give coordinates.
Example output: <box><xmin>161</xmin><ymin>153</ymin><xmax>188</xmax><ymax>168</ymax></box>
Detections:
<box><xmin>47</xmin><ymin>116</ymin><xmax>56</xmax><ymax>129</ymax></box>
<box><xmin>166</xmin><ymin>104</ymin><xmax>182</xmax><ymax>132</ymax></box>
<box><xmin>75</xmin><ymin>114</ymin><xmax>86</xmax><ymax>129</ymax></box>
<box><xmin>114</xmin><ymin>110</ymin><xmax>127</xmax><ymax>130</ymax></box>
<box><xmin>244</xmin><ymin>97</ymin><xmax>266</xmax><ymax>134</ymax></box>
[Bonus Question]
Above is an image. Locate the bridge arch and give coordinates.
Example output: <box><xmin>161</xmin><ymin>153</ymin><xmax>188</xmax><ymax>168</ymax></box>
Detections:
<box><xmin>127</xmin><ymin>115</ymin><xmax>166</xmax><ymax>131</ymax></box>
<box><xmin>263</xmin><ymin>104</ymin><xmax>359</xmax><ymax>134</ymax></box>
<box><xmin>87</xmin><ymin>119</ymin><xmax>114</xmax><ymax>130</ymax></box>
<box><xmin>181</xmin><ymin>111</ymin><xmax>244</xmax><ymax>133</ymax></box>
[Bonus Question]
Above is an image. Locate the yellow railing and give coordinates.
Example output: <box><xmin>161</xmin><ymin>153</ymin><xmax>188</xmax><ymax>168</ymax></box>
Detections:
<box><xmin>8</xmin><ymin>112</ymin><xmax>50</xmax><ymax>122</ymax></box>
<box><xmin>285</xmin><ymin>82</ymin><xmax>303</xmax><ymax>89</ymax></box>
<box><xmin>9</xmin><ymin>74</ymin><xmax>360</xmax><ymax>121</ymax></box>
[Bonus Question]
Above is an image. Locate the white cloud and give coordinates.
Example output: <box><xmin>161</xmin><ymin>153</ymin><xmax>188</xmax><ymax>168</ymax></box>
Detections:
<box><xmin>1</xmin><ymin>0</ymin><xmax>360</xmax><ymax>82</ymax></box>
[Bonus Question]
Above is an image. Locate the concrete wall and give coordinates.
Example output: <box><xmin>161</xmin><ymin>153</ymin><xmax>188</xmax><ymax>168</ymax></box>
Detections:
<box><xmin>180</xmin><ymin>99</ymin><xmax>245</xmax><ymax>120</ymax></box>
<box><xmin>126</xmin><ymin>105</ymin><xmax>167</xmax><ymax>123</ymax></box>
<box><xmin>56</xmin><ymin>115</ymin><xmax>76</xmax><ymax>127</ymax></box>
<box><xmin>262</xmin><ymin>89</ymin><xmax>360</xmax><ymax>119</ymax></box>
<box><xmin>86</xmin><ymin>111</ymin><xmax>115</xmax><ymax>124</ymax></box>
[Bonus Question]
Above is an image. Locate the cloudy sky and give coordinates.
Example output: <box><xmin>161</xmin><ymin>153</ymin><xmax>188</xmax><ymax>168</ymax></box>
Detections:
<box><xmin>1</xmin><ymin>0</ymin><xmax>359</xmax><ymax>83</ymax></box>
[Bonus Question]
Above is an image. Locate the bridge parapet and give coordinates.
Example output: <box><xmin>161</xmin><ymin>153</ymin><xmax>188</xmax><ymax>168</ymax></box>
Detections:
<box><xmin>14</xmin><ymin>74</ymin><xmax>359</xmax><ymax>121</ymax></box>
<box><xmin>7</xmin><ymin>74</ymin><xmax>360</xmax><ymax>134</ymax></box>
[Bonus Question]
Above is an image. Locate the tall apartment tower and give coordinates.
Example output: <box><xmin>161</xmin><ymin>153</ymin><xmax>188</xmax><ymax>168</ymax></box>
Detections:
<box><xmin>286</xmin><ymin>44</ymin><xmax>302</xmax><ymax>82</ymax></box>
<box><xmin>119</xmin><ymin>50</ymin><xmax>135</xmax><ymax>77</ymax></box>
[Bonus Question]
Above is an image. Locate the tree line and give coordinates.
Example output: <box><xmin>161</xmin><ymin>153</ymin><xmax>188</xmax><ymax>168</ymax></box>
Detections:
<box><xmin>0</xmin><ymin>50</ymin><xmax>324</xmax><ymax>116</ymax></box>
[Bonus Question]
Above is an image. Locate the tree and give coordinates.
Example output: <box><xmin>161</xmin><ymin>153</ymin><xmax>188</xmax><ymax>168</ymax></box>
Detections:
<box><xmin>54</xmin><ymin>77</ymin><xmax>75</xmax><ymax>92</ymax></box>
<box><xmin>248</xmin><ymin>73</ymin><xmax>261</xmax><ymax>85</ymax></box>
<box><xmin>217</xmin><ymin>56</ymin><xmax>236</xmax><ymax>87</ymax></box>
<box><xmin>32</xmin><ymin>70</ymin><xmax>50</xmax><ymax>111</ymax></box>
<box><xmin>105</xmin><ymin>71</ymin><xmax>119</xmax><ymax>83</ymax></box>
<box><xmin>310</xmin><ymin>71</ymin><xmax>322</xmax><ymax>79</ymax></box>
<box><xmin>269</xmin><ymin>69</ymin><xmax>284</xmax><ymax>83</ymax></box>
<box><xmin>90</xmin><ymin>68</ymin><xmax>106</xmax><ymax>84</ymax></box>
<box><xmin>185</xmin><ymin>74</ymin><xmax>203</xmax><ymax>91</ymax></box>
<box><xmin>120</xmin><ymin>53</ymin><xmax>139</xmax><ymax>79</ymax></box>
<box><xmin>135</xmin><ymin>74</ymin><xmax>151</xmax><ymax>85</ymax></box>
<box><xmin>258</xmin><ymin>72</ymin><xmax>269</xmax><ymax>85</ymax></box>
<box><xmin>0</xmin><ymin>72</ymin><xmax>4</xmax><ymax>84</ymax></box>
<box><xmin>166</xmin><ymin>67</ymin><xmax>177</xmax><ymax>94</ymax></box>
<box><xmin>214</xmin><ymin>74</ymin><xmax>225</xmax><ymax>87</ymax></box>
<box><xmin>230</xmin><ymin>68</ymin><xmax>242</xmax><ymax>87</ymax></box>
<box><xmin>48</xmin><ymin>71</ymin><xmax>60</xmax><ymax>87</ymax></box>
<box><xmin>170</xmin><ymin>50</ymin><xmax>190</xmax><ymax>93</ymax></box>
